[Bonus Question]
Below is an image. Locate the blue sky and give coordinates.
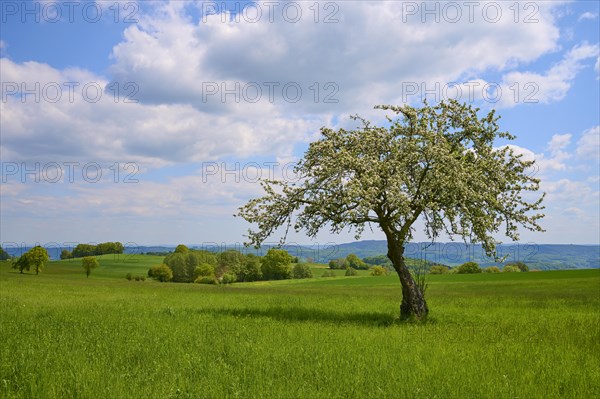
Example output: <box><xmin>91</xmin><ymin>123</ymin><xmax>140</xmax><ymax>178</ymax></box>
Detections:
<box><xmin>1</xmin><ymin>0</ymin><xmax>599</xmax><ymax>247</ymax></box>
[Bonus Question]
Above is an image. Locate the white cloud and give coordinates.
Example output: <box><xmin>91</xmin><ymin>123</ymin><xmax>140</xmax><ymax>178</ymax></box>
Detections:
<box><xmin>1</xmin><ymin>1</ymin><xmax>568</xmax><ymax>165</ymax></box>
<box><xmin>108</xmin><ymin>1</ymin><xmax>564</xmax><ymax>114</ymax></box>
<box><xmin>0</xmin><ymin>58</ymin><xmax>321</xmax><ymax>165</ymax></box>
<box><xmin>578</xmin><ymin>12</ymin><xmax>597</xmax><ymax>21</ymax></box>
<box><xmin>576</xmin><ymin>126</ymin><xmax>600</xmax><ymax>160</ymax></box>
<box><xmin>547</xmin><ymin>133</ymin><xmax>572</xmax><ymax>153</ymax></box>
<box><xmin>6</xmin><ymin>0</ymin><xmax>600</xmax><ymax>245</ymax></box>
<box><xmin>498</xmin><ymin>144</ymin><xmax>536</xmax><ymax>162</ymax></box>
<box><xmin>497</xmin><ymin>42</ymin><xmax>599</xmax><ymax>107</ymax></box>
<box><xmin>543</xmin><ymin>178</ymin><xmax>599</xmax><ymax>206</ymax></box>
<box><xmin>563</xmin><ymin>207</ymin><xmax>584</xmax><ymax>217</ymax></box>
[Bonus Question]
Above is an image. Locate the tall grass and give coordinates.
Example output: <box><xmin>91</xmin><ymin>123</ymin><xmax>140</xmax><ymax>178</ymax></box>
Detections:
<box><xmin>0</xmin><ymin>258</ymin><xmax>598</xmax><ymax>398</ymax></box>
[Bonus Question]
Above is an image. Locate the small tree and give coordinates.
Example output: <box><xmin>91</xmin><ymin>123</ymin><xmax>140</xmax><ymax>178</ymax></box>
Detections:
<box><xmin>82</xmin><ymin>257</ymin><xmax>99</xmax><ymax>278</ymax></box>
<box><xmin>484</xmin><ymin>266</ymin><xmax>501</xmax><ymax>273</ymax></box>
<box><xmin>370</xmin><ymin>266</ymin><xmax>389</xmax><ymax>276</ymax></box>
<box><xmin>429</xmin><ymin>265</ymin><xmax>449</xmax><ymax>274</ymax></box>
<box><xmin>1</xmin><ymin>246</ymin><xmax>11</xmax><ymax>261</ymax></box>
<box><xmin>292</xmin><ymin>263</ymin><xmax>313</xmax><ymax>279</ymax></box>
<box><xmin>322</xmin><ymin>270</ymin><xmax>336</xmax><ymax>277</ymax></box>
<box><xmin>164</xmin><ymin>251</ymin><xmax>199</xmax><ymax>282</ymax></box>
<box><xmin>221</xmin><ymin>273</ymin><xmax>237</xmax><ymax>284</ymax></box>
<box><xmin>60</xmin><ymin>249</ymin><xmax>72</xmax><ymax>260</ymax></box>
<box><xmin>194</xmin><ymin>263</ymin><xmax>215</xmax><ymax>279</ymax></box>
<box><xmin>216</xmin><ymin>250</ymin><xmax>245</xmax><ymax>278</ymax></box>
<box><xmin>457</xmin><ymin>262</ymin><xmax>482</xmax><ymax>274</ymax></box>
<box><xmin>150</xmin><ymin>264</ymin><xmax>174</xmax><ymax>282</ymax></box>
<box><xmin>505</xmin><ymin>261</ymin><xmax>529</xmax><ymax>272</ymax></box>
<box><xmin>234</xmin><ymin>254</ymin><xmax>263</xmax><ymax>282</ymax></box>
<box><xmin>261</xmin><ymin>248</ymin><xmax>292</xmax><ymax>280</ymax></box>
<box><xmin>195</xmin><ymin>275</ymin><xmax>218</xmax><ymax>284</ymax></box>
<box><xmin>12</xmin><ymin>246</ymin><xmax>49</xmax><ymax>275</ymax></box>
<box><xmin>346</xmin><ymin>254</ymin><xmax>368</xmax><ymax>270</ymax></box>
<box><xmin>503</xmin><ymin>265</ymin><xmax>521</xmax><ymax>273</ymax></box>
<box><xmin>345</xmin><ymin>267</ymin><xmax>358</xmax><ymax>276</ymax></box>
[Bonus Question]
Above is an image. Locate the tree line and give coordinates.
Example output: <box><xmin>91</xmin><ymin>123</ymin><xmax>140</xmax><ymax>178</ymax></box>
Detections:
<box><xmin>146</xmin><ymin>244</ymin><xmax>312</xmax><ymax>284</ymax></box>
<box><xmin>60</xmin><ymin>242</ymin><xmax>124</xmax><ymax>259</ymax></box>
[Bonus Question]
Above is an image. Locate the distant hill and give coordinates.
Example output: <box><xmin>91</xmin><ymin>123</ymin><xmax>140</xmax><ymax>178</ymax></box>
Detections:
<box><xmin>3</xmin><ymin>241</ymin><xmax>598</xmax><ymax>270</ymax></box>
<box><xmin>314</xmin><ymin>241</ymin><xmax>599</xmax><ymax>270</ymax></box>
<box><xmin>133</xmin><ymin>241</ymin><xmax>599</xmax><ymax>270</ymax></box>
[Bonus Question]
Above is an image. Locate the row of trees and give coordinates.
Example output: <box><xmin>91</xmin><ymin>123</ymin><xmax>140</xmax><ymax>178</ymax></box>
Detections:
<box><xmin>147</xmin><ymin>245</ymin><xmax>309</xmax><ymax>284</ymax></box>
<box><xmin>328</xmin><ymin>254</ymin><xmax>369</xmax><ymax>270</ymax></box>
<box><xmin>60</xmin><ymin>242</ymin><xmax>124</xmax><ymax>259</ymax></box>
<box><xmin>10</xmin><ymin>245</ymin><xmax>100</xmax><ymax>277</ymax></box>
<box><xmin>429</xmin><ymin>261</ymin><xmax>530</xmax><ymax>274</ymax></box>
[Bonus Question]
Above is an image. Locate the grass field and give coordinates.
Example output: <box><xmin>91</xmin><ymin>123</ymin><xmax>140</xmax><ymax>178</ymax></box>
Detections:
<box><xmin>1</xmin><ymin>255</ymin><xmax>599</xmax><ymax>398</ymax></box>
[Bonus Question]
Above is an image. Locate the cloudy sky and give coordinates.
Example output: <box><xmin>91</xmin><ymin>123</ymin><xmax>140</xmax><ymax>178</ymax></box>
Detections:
<box><xmin>1</xmin><ymin>0</ymin><xmax>599</xmax><ymax>248</ymax></box>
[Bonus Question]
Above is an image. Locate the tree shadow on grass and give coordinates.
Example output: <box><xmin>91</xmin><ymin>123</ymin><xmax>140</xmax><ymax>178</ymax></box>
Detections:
<box><xmin>197</xmin><ymin>305</ymin><xmax>411</xmax><ymax>327</ymax></box>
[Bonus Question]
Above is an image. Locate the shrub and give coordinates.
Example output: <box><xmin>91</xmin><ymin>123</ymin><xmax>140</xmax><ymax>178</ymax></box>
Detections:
<box><xmin>370</xmin><ymin>266</ymin><xmax>389</xmax><ymax>276</ymax></box>
<box><xmin>328</xmin><ymin>258</ymin><xmax>347</xmax><ymax>269</ymax></box>
<box><xmin>233</xmin><ymin>254</ymin><xmax>263</xmax><ymax>282</ymax></box>
<box><xmin>484</xmin><ymin>266</ymin><xmax>501</xmax><ymax>273</ymax></box>
<box><xmin>429</xmin><ymin>265</ymin><xmax>449</xmax><ymax>274</ymax></box>
<box><xmin>503</xmin><ymin>265</ymin><xmax>521</xmax><ymax>273</ymax></box>
<box><xmin>195</xmin><ymin>275</ymin><xmax>219</xmax><ymax>284</ymax></box>
<box><xmin>505</xmin><ymin>261</ymin><xmax>529</xmax><ymax>272</ymax></box>
<box><xmin>346</xmin><ymin>254</ymin><xmax>368</xmax><ymax>270</ymax></box>
<box><xmin>140</xmin><ymin>276</ymin><xmax>146</xmax><ymax>281</ymax></box>
<box><xmin>321</xmin><ymin>270</ymin><xmax>336</xmax><ymax>277</ymax></box>
<box><xmin>125</xmin><ymin>273</ymin><xmax>133</xmax><ymax>281</ymax></box>
<box><xmin>150</xmin><ymin>264</ymin><xmax>173</xmax><ymax>282</ymax></box>
<box><xmin>221</xmin><ymin>273</ymin><xmax>236</xmax><ymax>284</ymax></box>
<box><xmin>134</xmin><ymin>275</ymin><xmax>141</xmax><ymax>281</ymax></box>
<box><xmin>456</xmin><ymin>262</ymin><xmax>482</xmax><ymax>274</ymax></box>
<box><xmin>292</xmin><ymin>263</ymin><xmax>313</xmax><ymax>279</ymax></box>
<box><xmin>261</xmin><ymin>249</ymin><xmax>293</xmax><ymax>280</ymax></box>
<box><xmin>81</xmin><ymin>256</ymin><xmax>99</xmax><ymax>278</ymax></box>
<box><xmin>345</xmin><ymin>267</ymin><xmax>358</xmax><ymax>276</ymax></box>
<box><xmin>194</xmin><ymin>263</ymin><xmax>215</xmax><ymax>279</ymax></box>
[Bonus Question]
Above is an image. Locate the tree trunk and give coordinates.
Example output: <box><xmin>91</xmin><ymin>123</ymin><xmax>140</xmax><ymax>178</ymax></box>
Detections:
<box><xmin>386</xmin><ymin>238</ymin><xmax>428</xmax><ymax>320</ymax></box>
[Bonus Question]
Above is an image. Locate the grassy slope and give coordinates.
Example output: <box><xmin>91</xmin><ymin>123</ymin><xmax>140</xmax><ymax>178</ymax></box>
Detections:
<box><xmin>0</xmin><ymin>257</ymin><xmax>598</xmax><ymax>398</ymax></box>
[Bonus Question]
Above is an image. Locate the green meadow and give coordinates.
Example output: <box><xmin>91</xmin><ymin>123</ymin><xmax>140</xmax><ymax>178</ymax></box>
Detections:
<box><xmin>1</xmin><ymin>255</ymin><xmax>598</xmax><ymax>398</ymax></box>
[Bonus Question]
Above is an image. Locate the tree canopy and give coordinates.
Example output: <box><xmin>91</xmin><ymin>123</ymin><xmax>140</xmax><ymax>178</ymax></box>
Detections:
<box><xmin>238</xmin><ymin>100</ymin><xmax>545</xmax><ymax>319</ymax></box>
<box><xmin>82</xmin><ymin>257</ymin><xmax>99</xmax><ymax>278</ymax></box>
<box><xmin>12</xmin><ymin>246</ymin><xmax>50</xmax><ymax>275</ymax></box>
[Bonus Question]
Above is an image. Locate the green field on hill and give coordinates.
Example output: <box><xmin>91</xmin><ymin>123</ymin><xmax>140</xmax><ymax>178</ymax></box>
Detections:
<box><xmin>1</xmin><ymin>256</ymin><xmax>598</xmax><ymax>398</ymax></box>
